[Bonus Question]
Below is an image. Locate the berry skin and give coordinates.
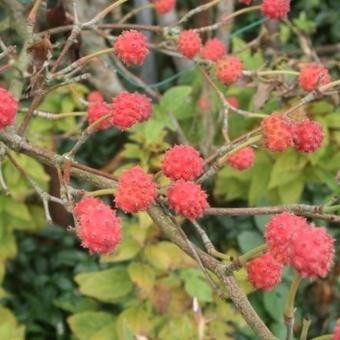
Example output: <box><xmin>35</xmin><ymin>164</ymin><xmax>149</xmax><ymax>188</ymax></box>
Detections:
<box><xmin>111</xmin><ymin>92</ymin><xmax>152</xmax><ymax>129</ymax></box>
<box><xmin>226</xmin><ymin>96</ymin><xmax>239</xmax><ymax>109</ymax></box>
<box><xmin>261</xmin><ymin>113</ymin><xmax>294</xmax><ymax>152</ymax></box>
<box><xmin>115</xmin><ymin>166</ymin><xmax>157</xmax><ymax>213</ymax></box>
<box><xmin>216</xmin><ymin>55</ymin><xmax>243</xmax><ymax>84</ymax></box>
<box><xmin>177</xmin><ymin>30</ymin><xmax>202</xmax><ymax>59</ymax></box>
<box><xmin>0</xmin><ymin>88</ymin><xmax>17</xmax><ymax>129</ymax></box>
<box><xmin>114</xmin><ymin>30</ymin><xmax>149</xmax><ymax>65</ymax></box>
<box><xmin>201</xmin><ymin>38</ymin><xmax>225</xmax><ymax>62</ymax></box>
<box><xmin>240</xmin><ymin>0</ymin><xmax>252</xmax><ymax>4</ymax></box>
<box><xmin>197</xmin><ymin>95</ymin><xmax>212</xmax><ymax>112</ymax></box>
<box><xmin>299</xmin><ymin>63</ymin><xmax>331</xmax><ymax>92</ymax></box>
<box><xmin>261</xmin><ymin>0</ymin><xmax>290</xmax><ymax>20</ymax></box>
<box><xmin>292</xmin><ymin>120</ymin><xmax>324</xmax><ymax>153</ymax></box>
<box><xmin>265</xmin><ymin>212</ymin><xmax>309</xmax><ymax>264</ymax></box>
<box><xmin>333</xmin><ymin>320</ymin><xmax>340</xmax><ymax>340</ymax></box>
<box><xmin>290</xmin><ymin>225</ymin><xmax>335</xmax><ymax>278</ymax></box>
<box><xmin>74</xmin><ymin>197</ymin><xmax>121</xmax><ymax>255</ymax></box>
<box><xmin>87</xmin><ymin>91</ymin><xmax>104</xmax><ymax>103</ymax></box>
<box><xmin>87</xmin><ymin>98</ymin><xmax>111</xmax><ymax>130</ymax></box>
<box><xmin>227</xmin><ymin>147</ymin><xmax>255</xmax><ymax>171</ymax></box>
<box><xmin>162</xmin><ymin>145</ymin><xmax>204</xmax><ymax>181</ymax></box>
<box><xmin>150</xmin><ymin>0</ymin><xmax>176</xmax><ymax>14</ymax></box>
<box><xmin>167</xmin><ymin>180</ymin><xmax>208</xmax><ymax>219</ymax></box>
<box><xmin>247</xmin><ymin>252</ymin><xmax>283</xmax><ymax>291</ymax></box>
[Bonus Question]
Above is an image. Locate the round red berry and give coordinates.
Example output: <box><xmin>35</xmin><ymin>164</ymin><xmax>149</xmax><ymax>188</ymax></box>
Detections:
<box><xmin>261</xmin><ymin>0</ymin><xmax>290</xmax><ymax>20</ymax></box>
<box><xmin>197</xmin><ymin>94</ymin><xmax>212</xmax><ymax>112</ymax></box>
<box><xmin>111</xmin><ymin>92</ymin><xmax>152</xmax><ymax>129</ymax></box>
<box><xmin>290</xmin><ymin>225</ymin><xmax>335</xmax><ymax>278</ymax></box>
<box><xmin>292</xmin><ymin>120</ymin><xmax>324</xmax><ymax>153</ymax></box>
<box><xmin>261</xmin><ymin>113</ymin><xmax>294</xmax><ymax>152</ymax></box>
<box><xmin>265</xmin><ymin>212</ymin><xmax>308</xmax><ymax>264</ymax></box>
<box><xmin>88</xmin><ymin>100</ymin><xmax>111</xmax><ymax>130</ymax></box>
<box><xmin>227</xmin><ymin>147</ymin><xmax>255</xmax><ymax>171</ymax></box>
<box><xmin>0</xmin><ymin>88</ymin><xmax>17</xmax><ymax>129</ymax></box>
<box><xmin>177</xmin><ymin>30</ymin><xmax>202</xmax><ymax>59</ymax></box>
<box><xmin>201</xmin><ymin>38</ymin><xmax>225</xmax><ymax>62</ymax></box>
<box><xmin>299</xmin><ymin>63</ymin><xmax>331</xmax><ymax>92</ymax></box>
<box><xmin>167</xmin><ymin>180</ymin><xmax>208</xmax><ymax>219</ymax></box>
<box><xmin>226</xmin><ymin>96</ymin><xmax>239</xmax><ymax>109</ymax></box>
<box><xmin>114</xmin><ymin>30</ymin><xmax>149</xmax><ymax>65</ymax></box>
<box><xmin>216</xmin><ymin>55</ymin><xmax>243</xmax><ymax>84</ymax></box>
<box><xmin>115</xmin><ymin>166</ymin><xmax>157</xmax><ymax>213</ymax></box>
<box><xmin>87</xmin><ymin>91</ymin><xmax>104</xmax><ymax>103</ymax></box>
<box><xmin>74</xmin><ymin>197</ymin><xmax>121</xmax><ymax>255</ymax></box>
<box><xmin>247</xmin><ymin>252</ymin><xmax>283</xmax><ymax>291</ymax></box>
<box><xmin>150</xmin><ymin>0</ymin><xmax>176</xmax><ymax>14</ymax></box>
<box><xmin>333</xmin><ymin>320</ymin><xmax>340</xmax><ymax>340</ymax></box>
<box><xmin>162</xmin><ymin>145</ymin><xmax>204</xmax><ymax>181</ymax></box>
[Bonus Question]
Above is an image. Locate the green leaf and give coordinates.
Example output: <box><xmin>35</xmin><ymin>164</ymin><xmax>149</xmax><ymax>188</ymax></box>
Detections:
<box><xmin>128</xmin><ymin>263</ymin><xmax>155</xmax><ymax>295</ymax></box>
<box><xmin>325</xmin><ymin>112</ymin><xmax>340</xmax><ymax>128</ymax></box>
<box><xmin>0</xmin><ymin>307</ymin><xmax>25</xmax><ymax>340</ymax></box>
<box><xmin>158</xmin><ymin>315</ymin><xmax>197</xmax><ymax>340</ymax></box>
<box><xmin>89</xmin><ymin>322</ymin><xmax>117</xmax><ymax>340</ymax></box>
<box><xmin>263</xmin><ymin>284</ymin><xmax>289</xmax><ymax>321</ymax></box>
<box><xmin>160</xmin><ymin>86</ymin><xmax>192</xmax><ymax>115</ymax></box>
<box><xmin>278</xmin><ymin>175</ymin><xmax>304</xmax><ymax>204</ymax></box>
<box><xmin>237</xmin><ymin>231</ymin><xmax>263</xmax><ymax>253</ymax></box>
<box><xmin>101</xmin><ymin>237</ymin><xmax>141</xmax><ymax>263</ymax></box>
<box><xmin>0</xmin><ymin>227</ymin><xmax>17</xmax><ymax>260</ymax></box>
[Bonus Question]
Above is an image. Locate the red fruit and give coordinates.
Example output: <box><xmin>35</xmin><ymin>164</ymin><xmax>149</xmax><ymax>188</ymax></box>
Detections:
<box><xmin>150</xmin><ymin>0</ymin><xmax>176</xmax><ymax>14</ymax></box>
<box><xmin>240</xmin><ymin>0</ymin><xmax>252</xmax><ymax>4</ymax></box>
<box><xmin>162</xmin><ymin>145</ymin><xmax>204</xmax><ymax>180</ymax></box>
<box><xmin>74</xmin><ymin>197</ymin><xmax>121</xmax><ymax>255</ymax></box>
<box><xmin>247</xmin><ymin>252</ymin><xmax>283</xmax><ymax>291</ymax></box>
<box><xmin>216</xmin><ymin>55</ymin><xmax>243</xmax><ymax>84</ymax></box>
<box><xmin>111</xmin><ymin>92</ymin><xmax>152</xmax><ymax>129</ymax></box>
<box><xmin>226</xmin><ymin>96</ymin><xmax>239</xmax><ymax>109</ymax></box>
<box><xmin>197</xmin><ymin>95</ymin><xmax>212</xmax><ymax>112</ymax></box>
<box><xmin>88</xmin><ymin>100</ymin><xmax>111</xmax><ymax>130</ymax></box>
<box><xmin>167</xmin><ymin>180</ymin><xmax>208</xmax><ymax>219</ymax></box>
<box><xmin>87</xmin><ymin>91</ymin><xmax>104</xmax><ymax>103</ymax></box>
<box><xmin>115</xmin><ymin>166</ymin><xmax>157</xmax><ymax>213</ymax></box>
<box><xmin>261</xmin><ymin>113</ymin><xmax>294</xmax><ymax>152</ymax></box>
<box><xmin>0</xmin><ymin>88</ymin><xmax>17</xmax><ymax>129</ymax></box>
<box><xmin>227</xmin><ymin>147</ymin><xmax>255</xmax><ymax>171</ymax></box>
<box><xmin>290</xmin><ymin>225</ymin><xmax>335</xmax><ymax>278</ymax></box>
<box><xmin>299</xmin><ymin>63</ymin><xmax>331</xmax><ymax>92</ymax></box>
<box><xmin>177</xmin><ymin>30</ymin><xmax>202</xmax><ymax>59</ymax></box>
<box><xmin>114</xmin><ymin>30</ymin><xmax>149</xmax><ymax>65</ymax></box>
<box><xmin>292</xmin><ymin>120</ymin><xmax>324</xmax><ymax>153</ymax></box>
<box><xmin>201</xmin><ymin>38</ymin><xmax>225</xmax><ymax>62</ymax></box>
<box><xmin>333</xmin><ymin>320</ymin><xmax>340</xmax><ymax>340</ymax></box>
<box><xmin>261</xmin><ymin>0</ymin><xmax>290</xmax><ymax>20</ymax></box>
<box><xmin>265</xmin><ymin>212</ymin><xmax>309</xmax><ymax>264</ymax></box>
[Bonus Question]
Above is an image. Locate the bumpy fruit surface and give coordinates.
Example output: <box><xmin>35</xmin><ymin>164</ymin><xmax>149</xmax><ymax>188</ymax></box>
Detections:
<box><xmin>261</xmin><ymin>113</ymin><xmax>293</xmax><ymax>152</ymax></box>
<box><xmin>247</xmin><ymin>252</ymin><xmax>283</xmax><ymax>291</ymax></box>
<box><xmin>177</xmin><ymin>30</ymin><xmax>202</xmax><ymax>59</ymax></box>
<box><xmin>292</xmin><ymin>120</ymin><xmax>324</xmax><ymax>153</ymax></box>
<box><xmin>227</xmin><ymin>147</ymin><xmax>255</xmax><ymax>171</ymax></box>
<box><xmin>333</xmin><ymin>320</ymin><xmax>340</xmax><ymax>340</ymax></box>
<box><xmin>290</xmin><ymin>225</ymin><xmax>335</xmax><ymax>278</ymax></box>
<box><xmin>202</xmin><ymin>38</ymin><xmax>225</xmax><ymax>62</ymax></box>
<box><xmin>114</xmin><ymin>30</ymin><xmax>149</xmax><ymax>65</ymax></box>
<box><xmin>216</xmin><ymin>55</ymin><xmax>243</xmax><ymax>84</ymax></box>
<box><xmin>87</xmin><ymin>97</ymin><xmax>111</xmax><ymax>130</ymax></box>
<box><xmin>115</xmin><ymin>166</ymin><xmax>157</xmax><ymax>213</ymax></box>
<box><xmin>0</xmin><ymin>88</ymin><xmax>17</xmax><ymax>129</ymax></box>
<box><xmin>167</xmin><ymin>180</ymin><xmax>208</xmax><ymax>219</ymax></box>
<box><xmin>74</xmin><ymin>197</ymin><xmax>121</xmax><ymax>255</ymax></box>
<box><xmin>150</xmin><ymin>0</ymin><xmax>175</xmax><ymax>14</ymax></box>
<box><xmin>88</xmin><ymin>91</ymin><xmax>104</xmax><ymax>102</ymax></box>
<box><xmin>299</xmin><ymin>63</ymin><xmax>331</xmax><ymax>92</ymax></box>
<box><xmin>111</xmin><ymin>92</ymin><xmax>152</xmax><ymax>129</ymax></box>
<box><xmin>261</xmin><ymin>0</ymin><xmax>290</xmax><ymax>20</ymax></box>
<box><xmin>226</xmin><ymin>96</ymin><xmax>239</xmax><ymax>109</ymax></box>
<box><xmin>162</xmin><ymin>145</ymin><xmax>204</xmax><ymax>180</ymax></box>
<box><xmin>265</xmin><ymin>212</ymin><xmax>308</xmax><ymax>264</ymax></box>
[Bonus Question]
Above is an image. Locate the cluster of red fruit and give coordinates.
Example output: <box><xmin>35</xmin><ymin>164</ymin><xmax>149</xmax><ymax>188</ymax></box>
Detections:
<box><xmin>247</xmin><ymin>212</ymin><xmax>335</xmax><ymax>290</ymax></box>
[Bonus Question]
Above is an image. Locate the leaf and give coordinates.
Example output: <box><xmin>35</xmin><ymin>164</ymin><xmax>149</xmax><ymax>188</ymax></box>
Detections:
<box><xmin>325</xmin><ymin>112</ymin><xmax>340</xmax><ymax>128</ymax></box>
<box><xmin>263</xmin><ymin>284</ymin><xmax>289</xmax><ymax>321</ymax></box>
<box><xmin>237</xmin><ymin>231</ymin><xmax>263</xmax><ymax>253</ymax></box>
<box><xmin>101</xmin><ymin>238</ymin><xmax>141</xmax><ymax>263</ymax></box>
<box><xmin>0</xmin><ymin>307</ymin><xmax>25</xmax><ymax>340</ymax></box>
<box><xmin>0</xmin><ymin>227</ymin><xmax>17</xmax><ymax>260</ymax></box>
<box><xmin>158</xmin><ymin>315</ymin><xmax>197</xmax><ymax>340</ymax></box>
<box><xmin>160</xmin><ymin>86</ymin><xmax>192</xmax><ymax>114</ymax></box>
<box><xmin>89</xmin><ymin>322</ymin><xmax>117</xmax><ymax>340</ymax></box>
<box><xmin>128</xmin><ymin>263</ymin><xmax>155</xmax><ymax>296</ymax></box>
<box><xmin>75</xmin><ymin>267</ymin><xmax>133</xmax><ymax>303</ymax></box>
<box><xmin>278</xmin><ymin>175</ymin><xmax>304</xmax><ymax>204</ymax></box>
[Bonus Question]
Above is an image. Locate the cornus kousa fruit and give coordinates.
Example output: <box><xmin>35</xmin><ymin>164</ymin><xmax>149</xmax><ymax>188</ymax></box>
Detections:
<box><xmin>299</xmin><ymin>63</ymin><xmax>331</xmax><ymax>92</ymax></box>
<box><xmin>290</xmin><ymin>225</ymin><xmax>335</xmax><ymax>278</ymax></box>
<box><xmin>265</xmin><ymin>212</ymin><xmax>308</xmax><ymax>264</ymax></box>
<box><xmin>162</xmin><ymin>145</ymin><xmax>204</xmax><ymax>180</ymax></box>
<box><xmin>115</xmin><ymin>166</ymin><xmax>157</xmax><ymax>213</ymax></box>
<box><xmin>201</xmin><ymin>38</ymin><xmax>225</xmax><ymax>62</ymax></box>
<box><xmin>333</xmin><ymin>320</ymin><xmax>340</xmax><ymax>340</ymax></box>
<box><xmin>167</xmin><ymin>180</ymin><xmax>208</xmax><ymax>219</ymax></box>
<box><xmin>74</xmin><ymin>197</ymin><xmax>121</xmax><ymax>255</ymax></box>
<box><xmin>111</xmin><ymin>92</ymin><xmax>152</xmax><ymax>129</ymax></box>
<box><xmin>216</xmin><ymin>55</ymin><xmax>243</xmax><ymax>84</ymax></box>
<box><xmin>0</xmin><ymin>88</ymin><xmax>17</xmax><ymax>129</ymax></box>
<box><xmin>197</xmin><ymin>95</ymin><xmax>212</xmax><ymax>112</ymax></box>
<box><xmin>261</xmin><ymin>113</ymin><xmax>293</xmax><ymax>152</ymax></box>
<box><xmin>261</xmin><ymin>0</ymin><xmax>290</xmax><ymax>20</ymax></box>
<box><xmin>87</xmin><ymin>95</ymin><xmax>111</xmax><ymax>130</ymax></box>
<box><xmin>247</xmin><ymin>252</ymin><xmax>283</xmax><ymax>291</ymax></box>
<box><xmin>87</xmin><ymin>91</ymin><xmax>104</xmax><ymax>102</ymax></box>
<box><xmin>227</xmin><ymin>147</ymin><xmax>255</xmax><ymax>171</ymax></box>
<box><xmin>226</xmin><ymin>96</ymin><xmax>239</xmax><ymax>109</ymax></box>
<box><xmin>177</xmin><ymin>30</ymin><xmax>202</xmax><ymax>59</ymax></box>
<box><xmin>240</xmin><ymin>0</ymin><xmax>252</xmax><ymax>4</ymax></box>
<box><xmin>292</xmin><ymin>120</ymin><xmax>324</xmax><ymax>153</ymax></box>
<box><xmin>114</xmin><ymin>30</ymin><xmax>149</xmax><ymax>65</ymax></box>
<box><xmin>150</xmin><ymin>0</ymin><xmax>175</xmax><ymax>14</ymax></box>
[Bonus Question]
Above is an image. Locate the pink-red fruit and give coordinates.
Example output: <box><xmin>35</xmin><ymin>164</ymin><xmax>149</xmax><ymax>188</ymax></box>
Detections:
<box><xmin>87</xmin><ymin>94</ymin><xmax>111</xmax><ymax>130</ymax></box>
<box><xmin>299</xmin><ymin>63</ymin><xmax>331</xmax><ymax>92</ymax></box>
<box><xmin>202</xmin><ymin>38</ymin><xmax>225</xmax><ymax>62</ymax></box>
<box><xmin>247</xmin><ymin>252</ymin><xmax>283</xmax><ymax>291</ymax></box>
<box><xmin>167</xmin><ymin>180</ymin><xmax>208</xmax><ymax>219</ymax></box>
<box><xmin>177</xmin><ymin>30</ymin><xmax>202</xmax><ymax>59</ymax></box>
<box><xmin>0</xmin><ymin>88</ymin><xmax>17</xmax><ymax>129</ymax></box>
<box><xmin>115</xmin><ymin>166</ymin><xmax>157</xmax><ymax>213</ymax></box>
<box><xmin>114</xmin><ymin>30</ymin><xmax>149</xmax><ymax>65</ymax></box>
<box><xmin>216</xmin><ymin>55</ymin><xmax>243</xmax><ymax>84</ymax></box>
<box><xmin>293</xmin><ymin>120</ymin><xmax>324</xmax><ymax>153</ymax></box>
<box><xmin>227</xmin><ymin>147</ymin><xmax>255</xmax><ymax>171</ymax></box>
<box><xmin>333</xmin><ymin>319</ymin><xmax>340</xmax><ymax>340</ymax></box>
<box><xmin>240</xmin><ymin>0</ymin><xmax>252</xmax><ymax>4</ymax></box>
<box><xmin>261</xmin><ymin>0</ymin><xmax>290</xmax><ymax>20</ymax></box>
<box><xmin>226</xmin><ymin>96</ymin><xmax>239</xmax><ymax>109</ymax></box>
<box><xmin>162</xmin><ymin>145</ymin><xmax>204</xmax><ymax>180</ymax></box>
<box><xmin>150</xmin><ymin>0</ymin><xmax>176</xmax><ymax>14</ymax></box>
